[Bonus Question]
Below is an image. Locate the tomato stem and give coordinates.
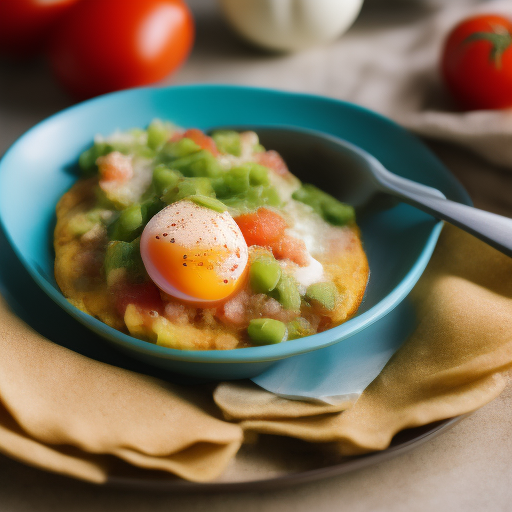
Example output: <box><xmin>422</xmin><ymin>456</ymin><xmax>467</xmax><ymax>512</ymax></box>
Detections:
<box><xmin>464</xmin><ymin>24</ymin><xmax>512</xmax><ymax>69</ymax></box>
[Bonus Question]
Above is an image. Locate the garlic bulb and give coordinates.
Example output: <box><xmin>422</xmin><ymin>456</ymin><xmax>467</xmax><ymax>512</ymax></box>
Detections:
<box><xmin>219</xmin><ymin>0</ymin><xmax>364</xmax><ymax>52</ymax></box>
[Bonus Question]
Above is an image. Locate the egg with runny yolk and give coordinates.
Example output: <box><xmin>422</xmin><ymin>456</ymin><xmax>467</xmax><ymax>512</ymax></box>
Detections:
<box><xmin>140</xmin><ymin>200</ymin><xmax>249</xmax><ymax>304</ymax></box>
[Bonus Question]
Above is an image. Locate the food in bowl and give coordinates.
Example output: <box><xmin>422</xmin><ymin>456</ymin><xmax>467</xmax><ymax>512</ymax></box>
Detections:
<box><xmin>54</xmin><ymin>121</ymin><xmax>369</xmax><ymax>350</ymax></box>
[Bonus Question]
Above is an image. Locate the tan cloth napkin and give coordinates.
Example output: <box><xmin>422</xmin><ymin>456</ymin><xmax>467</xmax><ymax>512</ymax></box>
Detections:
<box><xmin>0</xmin><ymin>300</ymin><xmax>243</xmax><ymax>483</ymax></box>
<box><xmin>176</xmin><ymin>0</ymin><xmax>512</xmax><ymax>170</ymax></box>
<box><xmin>1</xmin><ymin>223</ymin><xmax>512</xmax><ymax>482</ymax></box>
<box><xmin>214</xmin><ymin>225</ymin><xmax>512</xmax><ymax>455</ymax></box>
<box><xmin>393</xmin><ymin>0</ymin><xmax>512</xmax><ymax>170</ymax></box>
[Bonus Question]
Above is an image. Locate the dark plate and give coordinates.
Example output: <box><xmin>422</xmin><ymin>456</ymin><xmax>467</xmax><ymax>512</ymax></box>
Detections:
<box><xmin>107</xmin><ymin>416</ymin><xmax>466</xmax><ymax>492</ymax></box>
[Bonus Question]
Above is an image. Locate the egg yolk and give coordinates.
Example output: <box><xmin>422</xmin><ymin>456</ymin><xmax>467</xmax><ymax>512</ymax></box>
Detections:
<box><xmin>140</xmin><ymin>200</ymin><xmax>249</xmax><ymax>304</ymax></box>
<box><xmin>145</xmin><ymin>238</ymin><xmax>244</xmax><ymax>301</ymax></box>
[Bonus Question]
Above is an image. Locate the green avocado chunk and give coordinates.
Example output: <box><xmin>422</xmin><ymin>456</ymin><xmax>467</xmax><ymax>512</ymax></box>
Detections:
<box><xmin>287</xmin><ymin>318</ymin><xmax>314</xmax><ymax>340</ymax></box>
<box><xmin>306</xmin><ymin>282</ymin><xmax>339</xmax><ymax>311</ymax></box>
<box><xmin>250</xmin><ymin>257</ymin><xmax>282</xmax><ymax>294</ymax></box>
<box><xmin>162</xmin><ymin>149</ymin><xmax>222</xmax><ymax>178</ymax></box>
<box><xmin>78</xmin><ymin>141</ymin><xmax>114</xmax><ymax>176</ymax></box>
<box><xmin>104</xmin><ymin>238</ymin><xmax>145</xmax><ymax>279</ymax></box>
<box><xmin>189</xmin><ymin>195</ymin><xmax>227</xmax><ymax>212</ymax></box>
<box><xmin>162</xmin><ymin>177</ymin><xmax>215</xmax><ymax>204</ymax></box>
<box><xmin>108</xmin><ymin>196</ymin><xmax>163</xmax><ymax>242</ymax></box>
<box><xmin>146</xmin><ymin>119</ymin><xmax>176</xmax><ymax>151</ymax></box>
<box><xmin>152</xmin><ymin>165</ymin><xmax>181</xmax><ymax>197</ymax></box>
<box><xmin>292</xmin><ymin>184</ymin><xmax>355</xmax><ymax>226</ymax></box>
<box><xmin>211</xmin><ymin>130</ymin><xmax>242</xmax><ymax>156</ymax></box>
<box><xmin>271</xmin><ymin>273</ymin><xmax>301</xmax><ymax>311</ymax></box>
<box><xmin>248</xmin><ymin>318</ymin><xmax>287</xmax><ymax>345</ymax></box>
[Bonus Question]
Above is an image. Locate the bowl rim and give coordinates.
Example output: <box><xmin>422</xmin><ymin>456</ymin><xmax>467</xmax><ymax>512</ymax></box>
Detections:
<box><xmin>0</xmin><ymin>83</ymin><xmax>469</xmax><ymax>364</ymax></box>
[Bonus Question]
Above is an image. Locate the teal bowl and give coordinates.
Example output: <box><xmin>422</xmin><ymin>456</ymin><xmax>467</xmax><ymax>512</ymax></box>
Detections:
<box><xmin>0</xmin><ymin>85</ymin><xmax>470</xmax><ymax>380</ymax></box>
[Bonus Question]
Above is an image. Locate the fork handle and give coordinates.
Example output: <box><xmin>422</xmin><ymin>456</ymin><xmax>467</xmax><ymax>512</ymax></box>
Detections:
<box><xmin>385</xmin><ymin>175</ymin><xmax>512</xmax><ymax>258</ymax></box>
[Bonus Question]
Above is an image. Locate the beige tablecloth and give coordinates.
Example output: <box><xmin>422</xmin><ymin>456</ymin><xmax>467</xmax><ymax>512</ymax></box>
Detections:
<box><xmin>1</xmin><ymin>0</ymin><xmax>512</xmax><ymax>510</ymax></box>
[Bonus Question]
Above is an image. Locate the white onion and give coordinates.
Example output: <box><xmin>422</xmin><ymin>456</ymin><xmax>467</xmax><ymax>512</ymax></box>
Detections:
<box><xmin>219</xmin><ymin>0</ymin><xmax>364</xmax><ymax>52</ymax></box>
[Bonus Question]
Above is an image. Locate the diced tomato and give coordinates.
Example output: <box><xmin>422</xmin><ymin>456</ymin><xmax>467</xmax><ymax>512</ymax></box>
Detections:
<box><xmin>114</xmin><ymin>280</ymin><xmax>164</xmax><ymax>317</ymax></box>
<box><xmin>97</xmin><ymin>152</ymin><xmax>133</xmax><ymax>186</ymax></box>
<box><xmin>235</xmin><ymin>208</ymin><xmax>288</xmax><ymax>247</ymax></box>
<box><xmin>101</xmin><ymin>166</ymin><xmax>128</xmax><ymax>183</ymax></box>
<box><xmin>256</xmin><ymin>150</ymin><xmax>290</xmax><ymax>177</ymax></box>
<box><xmin>183</xmin><ymin>128</ymin><xmax>219</xmax><ymax>156</ymax></box>
<box><xmin>235</xmin><ymin>209</ymin><xmax>308</xmax><ymax>266</ymax></box>
<box><xmin>272</xmin><ymin>235</ymin><xmax>309</xmax><ymax>267</ymax></box>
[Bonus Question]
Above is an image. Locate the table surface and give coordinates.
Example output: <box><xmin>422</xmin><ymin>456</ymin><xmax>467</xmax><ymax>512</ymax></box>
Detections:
<box><xmin>1</xmin><ymin>0</ymin><xmax>512</xmax><ymax>510</ymax></box>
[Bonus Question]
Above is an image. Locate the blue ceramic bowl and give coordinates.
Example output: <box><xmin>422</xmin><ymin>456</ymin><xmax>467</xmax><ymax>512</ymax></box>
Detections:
<box><xmin>0</xmin><ymin>85</ymin><xmax>470</xmax><ymax>380</ymax></box>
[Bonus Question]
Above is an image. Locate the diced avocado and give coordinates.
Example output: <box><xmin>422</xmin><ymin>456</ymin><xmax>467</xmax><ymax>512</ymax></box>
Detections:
<box><xmin>120</xmin><ymin>204</ymin><xmax>143</xmax><ymax>232</ymax></box>
<box><xmin>108</xmin><ymin>195</ymin><xmax>164</xmax><ymax>242</ymax></box>
<box><xmin>306</xmin><ymin>282</ymin><xmax>339</xmax><ymax>311</ymax></box>
<box><xmin>105</xmin><ymin>240</ymin><xmax>133</xmax><ymax>275</ymax></box>
<box><xmin>160</xmin><ymin>137</ymin><xmax>201</xmax><ymax>160</ymax></box>
<box><xmin>152</xmin><ymin>165</ymin><xmax>181</xmax><ymax>197</ymax></box>
<box><xmin>248</xmin><ymin>318</ymin><xmax>287</xmax><ymax>345</ymax></box>
<box><xmin>162</xmin><ymin>177</ymin><xmax>215</xmax><ymax>204</ymax></box>
<box><xmin>292</xmin><ymin>184</ymin><xmax>355</xmax><ymax>226</ymax></box>
<box><xmin>250</xmin><ymin>257</ymin><xmax>282</xmax><ymax>294</ymax></box>
<box><xmin>189</xmin><ymin>195</ymin><xmax>227</xmax><ymax>212</ymax></box>
<box><xmin>271</xmin><ymin>273</ymin><xmax>301</xmax><ymax>311</ymax></box>
<box><xmin>140</xmin><ymin>195</ymin><xmax>164</xmax><ymax>220</ymax></box>
<box><xmin>247</xmin><ymin>185</ymin><xmax>280</xmax><ymax>207</ymax></box>
<box><xmin>321</xmin><ymin>198</ymin><xmax>355</xmax><ymax>227</ymax></box>
<box><xmin>209</xmin><ymin>162</ymin><xmax>279</xmax><ymax>211</ymax></box>
<box><xmin>211</xmin><ymin>130</ymin><xmax>242</xmax><ymax>156</ymax></box>
<box><xmin>224</xmin><ymin>166</ymin><xmax>250</xmax><ymax>195</ymax></box>
<box><xmin>147</xmin><ymin>119</ymin><xmax>173</xmax><ymax>150</ymax></box>
<box><xmin>178</xmin><ymin>150</ymin><xmax>222</xmax><ymax>178</ymax></box>
<box><xmin>248</xmin><ymin>164</ymin><xmax>270</xmax><ymax>186</ymax></box>
<box><xmin>109</xmin><ymin>204</ymin><xmax>144</xmax><ymax>241</ymax></box>
<box><xmin>210</xmin><ymin>176</ymin><xmax>231</xmax><ymax>198</ymax></box>
<box><xmin>78</xmin><ymin>148</ymin><xmax>97</xmax><ymax>174</ymax></box>
<box><xmin>223</xmin><ymin>184</ymin><xmax>281</xmax><ymax>212</ymax></box>
<box><xmin>221</xmin><ymin>164</ymin><xmax>270</xmax><ymax>196</ymax></box>
<box><xmin>287</xmin><ymin>318</ymin><xmax>314</xmax><ymax>340</ymax></box>
<box><xmin>133</xmin><ymin>146</ymin><xmax>155</xmax><ymax>159</ymax></box>
<box><xmin>78</xmin><ymin>141</ymin><xmax>113</xmax><ymax>176</ymax></box>
<box><xmin>104</xmin><ymin>238</ymin><xmax>144</xmax><ymax>278</ymax></box>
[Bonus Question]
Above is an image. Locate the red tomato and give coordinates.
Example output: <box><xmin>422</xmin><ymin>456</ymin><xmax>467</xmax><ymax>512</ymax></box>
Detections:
<box><xmin>256</xmin><ymin>150</ymin><xmax>290</xmax><ymax>177</ymax></box>
<box><xmin>235</xmin><ymin>208</ymin><xmax>308</xmax><ymax>265</ymax></box>
<box><xmin>114</xmin><ymin>280</ymin><xmax>164</xmax><ymax>317</ymax></box>
<box><xmin>182</xmin><ymin>129</ymin><xmax>220</xmax><ymax>156</ymax></box>
<box><xmin>0</xmin><ymin>0</ymin><xmax>79</xmax><ymax>57</ymax></box>
<box><xmin>441</xmin><ymin>14</ymin><xmax>512</xmax><ymax>110</ymax></box>
<box><xmin>272</xmin><ymin>235</ymin><xmax>308</xmax><ymax>267</ymax></box>
<box><xmin>47</xmin><ymin>0</ymin><xmax>194</xmax><ymax>99</ymax></box>
<box><xmin>235</xmin><ymin>208</ymin><xmax>288</xmax><ymax>248</ymax></box>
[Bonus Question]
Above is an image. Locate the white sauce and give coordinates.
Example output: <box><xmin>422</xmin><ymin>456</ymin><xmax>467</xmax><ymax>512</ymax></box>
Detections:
<box><xmin>284</xmin><ymin>201</ymin><xmax>328</xmax><ymax>256</ymax></box>
<box><xmin>291</xmin><ymin>254</ymin><xmax>324</xmax><ymax>290</ymax></box>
